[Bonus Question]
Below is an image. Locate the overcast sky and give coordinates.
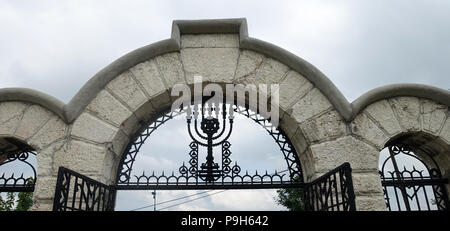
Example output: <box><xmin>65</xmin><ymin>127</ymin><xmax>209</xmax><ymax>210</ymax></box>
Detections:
<box><xmin>1</xmin><ymin>0</ymin><xmax>449</xmax><ymax>211</ymax></box>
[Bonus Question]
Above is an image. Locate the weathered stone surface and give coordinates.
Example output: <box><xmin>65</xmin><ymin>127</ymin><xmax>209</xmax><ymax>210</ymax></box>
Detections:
<box><xmin>34</xmin><ymin>176</ymin><xmax>57</xmax><ymax>199</ymax></box>
<box><xmin>111</xmin><ymin>130</ymin><xmax>130</xmax><ymax>157</ymax></box>
<box><xmin>351</xmin><ymin>112</ymin><xmax>389</xmax><ymax>149</ymax></box>
<box><xmin>87</xmin><ymin>90</ymin><xmax>133</xmax><ymax>127</ymax></box>
<box><xmin>101</xmin><ymin>151</ymin><xmax>118</xmax><ymax>184</ymax></box>
<box><xmin>291</xmin><ymin>128</ymin><xmax>308</xmax><ymax>154</ymax></box>
<box><xmin>130</xmin><ymin>60</ymin><xmax>166</xmax><ymax>98</ymax></box>
<box><xmin>390</xmin><ymin>97</ymin><xmax>420</xmax><ymax>131</ymax></box>
<box><xmin>278</xmin><ymin>71</ymin><xmax>313</xmax><ymax>110</ymax></box>
<box><xmin>181</xmin><ymin>34</ymin><xmax>239</xmax><ymax>48</ymax></box>
<box><xmin>291</xmin><ymin>88</ymin><xmax>332</xmax><ymax>123</ymax></box>
<box><xmin>120</xmin><ymin>113</ymin><xmax>141</xmax><ymax>137</ymax></box>
<box><xmin>298</xmin><ymin>149</ymin><xmax>315</xmax><ymax>181</ymax></box>
<box><xmin>364</xmin><ymin>99</ymin><xmax>402</xmax><ymax>136</ymax></box>
<box><xmin>31</xmin><ymin>200</ymin><xmax>53</xmax><ymax>211</ymax></box>
<box><xmin>352</xmin><ymin>172</ymin><xmax>384</xmax><ymax>195</ymax></box>
<box><xmin>355</xmin><ymin>195</ymin><xmax>388</xmax><ymax>211</ymax></box>
<box><xmin>301</xmin><ymin>110</ymin><xmax>347</xmax><ymax>143</ymax></box>
<box><xmin>234</xmin><ymin>50</ymin><xmax>265</xmax><ymax>82</ymax></box>
<box><xmin>421</xmin><ymin>99</ymin><xmax>447</xmax><ymax>134</ymax></box>
<box><xmin>0</xmin><ymin>102</ymin><xmax>28</xmax><ymax>135</ymax></box>
<box><xmin>279</xmin><ymin>113</ymin><xmax>300</xmax><ymax>138</ymax></box>
<box><xmin>155</xmin><ymin>52</ymin><xmax>185</xmax><ymax>88</ymax></box>
<box><xmin>235</xmin><ymin>57</ymin><xmax>289</xmax><ymax>90</ymax></box>
<box><xmin>15</xmin><ymin>105</ymin><xmax>51</xmax><ymax>140</ymax></box>
<box><xmin>181</xmin><ymin>48</ymin><xmax>239</xmax><ymax>84</ymax></box>
<box><xmin>106</xmin><ymin>71</ymin><xmax>148</xmax><ymax>110</ymax></box>
<box><xmin>36</xmin><ymin>140</ymin><xmax>66</xmax><ymax>176</ymax></box>
<box><xmin>310</xmin><ymin>136</ymin><xmax>379</xmax><ymax>172</ymax></box>
<box><xmin>53</xmin><ymin>139</ymin><xmax>107</xmax><ymax>174</ymax></box>
<box><xmin>440</xmin><ymin>117</ymin><xmax>450</xmax><ymax>143</ymax></box>
<box><xmin>29</xmin><ymin>117</ymin><xmax>66</xmax><ymax>150</ymax></box>
<box><xmin>71</xmin><ymin>112</ymin><xmax>118</xmax><ymax>144</ymax></box>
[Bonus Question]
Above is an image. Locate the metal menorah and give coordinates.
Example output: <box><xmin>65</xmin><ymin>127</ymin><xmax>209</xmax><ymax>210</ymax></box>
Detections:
<box><xmin>186</xmin><ymin>102</ymin><xmax>234</xmax><ymax>182</ymax></box>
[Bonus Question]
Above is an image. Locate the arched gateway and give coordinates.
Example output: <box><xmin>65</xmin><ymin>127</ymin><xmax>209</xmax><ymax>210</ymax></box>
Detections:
<box><xmin>0</xmin><ymin>18</ymin><xmax>449</xmax><ymax>211</ymax></box>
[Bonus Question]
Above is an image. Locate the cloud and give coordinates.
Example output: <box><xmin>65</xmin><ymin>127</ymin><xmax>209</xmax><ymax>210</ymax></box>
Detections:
<box><xmin>2</xmin><ymin>0</ymin><xmax>448</xmax><ymax>211</ymax></box>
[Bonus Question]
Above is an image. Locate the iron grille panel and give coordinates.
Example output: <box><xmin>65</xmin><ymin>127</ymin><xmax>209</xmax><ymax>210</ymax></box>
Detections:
<box><xmin>53</xmin><ymin>167</ymin><xmax>116</xmax><ymax>211</ymax></box>
<box><xmin>115</xmin><ymin>104</ymin><xmax>304</xmax><ymax>190</ymax></box>
<box><xmin>379</xmin><ymin>144</ymin><xmax>449</xmax><ymax>211</ymax></box>
<box><xmin>304</xmin><ymin>163</ymin><xmax>356</xmax><ymax>211</ymax></box>
<box><xmin>0</xmin><ymin>150</ymin><xmax>36</xmax><ymax>192</ymax></box>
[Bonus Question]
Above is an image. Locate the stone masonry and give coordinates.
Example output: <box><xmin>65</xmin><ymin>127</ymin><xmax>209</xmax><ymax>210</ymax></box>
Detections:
<box><xmin>0</xmin><ymin>19</ymin><xmax>449</xmax><ymax>211</ymax></box>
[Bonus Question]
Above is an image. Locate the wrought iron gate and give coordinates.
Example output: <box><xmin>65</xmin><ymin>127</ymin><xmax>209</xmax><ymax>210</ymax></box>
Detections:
<box><xmin>52</xmin><ymin>102</ymin><xmax>356</xmax><ymax>211</ymax></box>
<box><xmin>52</xmin><ymin>167</ymin><xmax>116</xmax><ymax>211</ymax></box>
<box><xmin>52</xmin><ymin>163</ymin><xmax>356</xmax><ymax>211</ymax></box>
<box><xmin>304</xmin><ymin>163</ymin><xmax>356</xmax><ymax>211</ymax></box>
<box><xmin>379</xmin><ymin>144</ymin><xmax>449</xmax><ymax>211</ymax></box>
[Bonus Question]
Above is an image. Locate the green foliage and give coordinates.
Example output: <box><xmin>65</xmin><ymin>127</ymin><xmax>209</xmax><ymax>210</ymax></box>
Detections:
<box><xmin>0</xmin><ymin>192</ymin><xmax>16</xmax><ymax>211</ymax></box>
<box><xmin>0</xmin><ymin>178</ymin><xmax>34</xmax><ymax>211</ymax></box>
<box><xmin>276</xmin><ymin>186</ymin><xmax>305</xmax><ymax>211</ymax></box>
<box><xmin>15</xmin><ymin>178</ymin><xmax>34</xmax><ymax>211</ymax></box>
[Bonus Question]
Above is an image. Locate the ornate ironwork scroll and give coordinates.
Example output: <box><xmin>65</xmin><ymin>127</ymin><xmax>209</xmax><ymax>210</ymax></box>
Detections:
<box><xmin>379</xmin><ymin>144</ymin><xmax>449</xmax><ymax>211</ymax></box>
<box><xmin>53</xmin><ymin>167</ymin><xmax>116</xmax><ymax>211</ymax></box>
<box><xmin>304</xmin><ymin>163</ymin><xmax>356</xmax><ymax>211</ymax></box>
<box><xmin>0</xmin><ymin>138</ymin><xmax>36</xmax><ymax>192</ymax></box>
<box><xmin>115</xmin><ymin>103</ymin><xmax>304</xmax><ymax>190</ymax></box>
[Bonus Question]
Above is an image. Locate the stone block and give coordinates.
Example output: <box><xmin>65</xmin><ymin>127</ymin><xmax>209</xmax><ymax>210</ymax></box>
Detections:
<box><xmin>355</xmin><ymin>195</ymin><xmax>388</xmax><ymax>211</ymax></box>
<box><xmin>34</xmin><ymin>176</ymin><xmax>57</xmax><ymax>200</ymax></box>
<box><xmin>291</xmin><ymin>88</ymin><xmax>332</xmax><ymax>123</ymax></box>
<box><xmin>15</xmin><ymin>105</ymin><xmax>52</xmax><ymax>140</ymax></box>
<box><xmin>86</xmin><ymin>90</ymin><xmax>133</xmax><ymax>127</ymax></box>
<box><xmin>389</xmin><ymin>97</ymin><xmax>420</xmax><ymax>131</ymax></box>
<box><xmin>420</xmin><ymin>99</ymin><xmax>447</xmax><ymax>134</ymax></box>
<box><xmin>352</xmin><ymin>172</ymin><xmax>384</xmax><ymax>195</ymax></box>
<box><xmin>106</xmin><ymin>71</ymin><xmax>148</xmax><ymax>110</ymax></box>
<box><xmin>0</xmin><ymin>102</ymin><xmax>28</xmax><ymax>136</ymax></box>
<box><xmin>440</xmin><ymin>117</ymin><xmax>450</xmax><ymax>144</ymax></box>
<box><xmin>71</xmin><ymin>112</ymin><xmax>118</xmax><ymax>144</ymax></box>
<box><xmin>130</xmin><ymin>59</ymin><xmax>167</xmax><ymax>97</ymax></box>
<box><xmin>53</xmin><ymin>139</ymin><xmax>107</xmax><ymax>174</ymax></box>
<box><xmin>155</xmin><ymin>52</ymin><xmax>185</xmax><ymax>88</ymax></box>
<box><xmin>181</xmin><ymin>34</ymin><xmax>239</xmax><ymax>48</ymax></box>
<box><xmin>29</xmin><ymin>116</ymin><xmax>67</xmax><ymax>150</ymax></box>
<box><xmin>235</xmin><ymin>57</ymin><xmax>289</xmax><ymax>92</ymax></box>
<box><xmin>291</xmin><ymin>128</ymin><xmax>308</xmax><ymax>154</ymax></box>
<box><xmin>234</xmin><ymin>50</ymin><xmax>265</xmax><ymax>82</ymax></box>
<box><xmin>181</xmin><ymin>48</ymin><xmax>239</xmax><ymax>84</ymax></box>
<box><xmin>278</xmin><ymin>71</ymin><xmax>313</xmax><ymax>110</ymax></box>
<box><xmin>310</xmin><ymin>136</ymin><xmax>379</xmax><ymax>172</ymax></box>
<box><xmin>301</xmin><ymin>110</ymin><xmax>347</xmax><ymax>143</ymax></box>
<box><xmin>279</xmin><ymin>113</ymin><xmax>300</xmax><ymax>138</ymax></box>
<box><xmin>351</xmin><ymin>112</ymin><xmax>388</xmax><ymax>149</ymax></box>
<box><xmin>365</xmin><ymin>99</ymin><xmax>402</xmax><ymax>136</ymax></box>
<box><xmin>36</xmin><ymin>140</ymin><xmax>66</xmax><ymax>176</ymax></box>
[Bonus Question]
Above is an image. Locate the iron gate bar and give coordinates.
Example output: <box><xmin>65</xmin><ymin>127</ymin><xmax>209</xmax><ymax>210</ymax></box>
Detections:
<box><xmin>116</xmin><ymin>104</ymin><xmax>304</xmax><ymax>189</ymax></box>
<box><xmin>381</xmin><ymin>178</ymin><xmax>449</xmax><ymax>187</ymax></box>
<box><xmin>53</xmin><ymin>167</ymin><xmax>116</xmax><ymax>211</ymax></box>
<box><xmin>53</xmin><ymin>162</ymin><xmax>356</xmax><ymax>211</ymax></box>
<box><xmin>379</xmin><ymin>143</ymin><xmax>449</xmax><ymax>211</ymax></box>
<box><xmin>304</xmin><ymin>162</ymin><xmax>356</xmax><ymax>211</ymax></box>
<box><xmin>113</xmin><ymin>182</ymin><xmax>305</xmax><ymax>190</ymax></box>
<box><xmin>0</xmin><ymin>149</ymin><xmax>37</xmax><ymax>192</ymax></box>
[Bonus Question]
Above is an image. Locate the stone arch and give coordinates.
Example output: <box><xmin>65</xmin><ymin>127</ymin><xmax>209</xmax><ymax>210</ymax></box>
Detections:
<box><xmin>0</xmin><ymin>18</ymin><xmax>449</xmax><ymax>211</ymax></box>
<box><xmin>349</xmin><ymin>94</ymin><xmax>449</xmax><ymax>210</ymax></box>
<box><xmin>0</xmin><ymin>97</ymin><xmax>68</xmax><ymax>211</ymax></box>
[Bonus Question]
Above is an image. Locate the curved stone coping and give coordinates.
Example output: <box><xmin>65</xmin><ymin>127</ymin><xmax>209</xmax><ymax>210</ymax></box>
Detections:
<box><xmin>0</xmin><ymin>88</ymin><xmax>66</xmax><ymax>120</ymax></box>
<box><xmin>0</xmin><ymin>18</ymin><xmax>449</xmax><ymax>124</ymax></box>
<box><xmin>351</xmin><ymin>83</ymin><xmax>450</xmax><ymax>120</ymax></box>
